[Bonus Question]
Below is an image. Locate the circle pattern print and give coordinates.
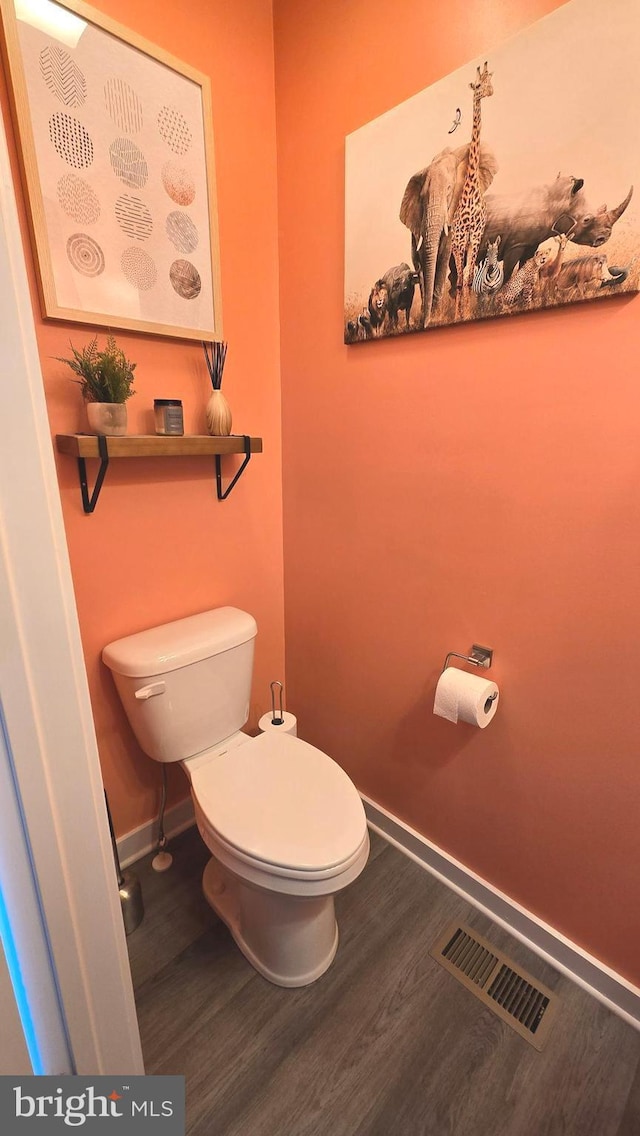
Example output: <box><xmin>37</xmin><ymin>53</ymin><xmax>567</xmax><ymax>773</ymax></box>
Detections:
<box><xmin>166</xmin><ymin>211</ymin><xmax>198</xmax><ymax>254</ymax></box>
<box><xmin>66</xmin><ymin>233</ymin><xmax>105</xmax><ymax>277</ymax></box>
<box><xmin>57</xmin><ymin>174</ymin><xmax>100</xmax><ymax>224</ymax></box>
<box><xmin>157</xmin><ymin>106</ymin><xmax>192</xmax><ymax>155</ymax></box>
<box><xmin>169</xmin><ymin>259</ymin><xmax>201</xmax><ymax>300</ymax></box>
<box><xmin>121</xmin><ymin>247</ymin><xmax>157</xmax><ymax>291</ymax></box>
<box><xmin>49</xmin><ymin>113</ymin><xmax>93</xmax><ymax>168</ymax></box>
<box><xmin>115</xmin><ymin>195</ymin><xmax>153</xmax><ymax>241</ymax></box>
<box><xmin>161</xmin><ymin>161</ymin><xmax>195</xmax><ymax>206</ymax></box>
<box><xmin>104</xmin><ymin>78</ymin><xmax>143</xmax><ymax>133</ymax></box>
<box><xmin>40</xmin><ymin>45</ymin><xmax>86</xmax><ymax>107</ymax></box>
<box><xmin>109</xmin><ymin>138</ymin><xmax>148</xmax><ymax>189</ymax></box>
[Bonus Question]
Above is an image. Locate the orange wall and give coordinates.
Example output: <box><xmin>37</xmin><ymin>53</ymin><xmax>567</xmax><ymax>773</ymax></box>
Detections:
<box><xmin>1</xmin><ymin>0</ymin><xmax>284</xmax><ymax>835</ymax></box>
<box><xmin>274</xmin><ymin>0</ymin><xmax>640</xmax><ymax>984</ymax></box>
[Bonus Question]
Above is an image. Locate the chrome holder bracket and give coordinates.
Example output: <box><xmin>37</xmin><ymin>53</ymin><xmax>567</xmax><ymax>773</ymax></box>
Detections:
<box><xmin>442</xmin><ymin>644</ymin><xmax>493</xmax><ymax>673</ymax></box>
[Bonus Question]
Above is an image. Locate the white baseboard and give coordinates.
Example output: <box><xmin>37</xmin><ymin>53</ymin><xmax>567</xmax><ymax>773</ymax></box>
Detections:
<box><xmin>362</xmin><ymin>794</ymin><xmax>640</xmax><ymax>1030</ymax></box>
<box><xmin>117</xmin><ymin>796</ymin><xmax>195</xmax><ymax>869</ymax></box>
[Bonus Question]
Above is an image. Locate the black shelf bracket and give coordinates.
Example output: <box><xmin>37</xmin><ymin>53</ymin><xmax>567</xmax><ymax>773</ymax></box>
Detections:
<box><xmin>215</xmin><ymin>435</ymin><xmax>252</xmax><ymax>500</ymax></box>
<box><xmin>78</xmin><ymin>435</ymin><xmax>109</xmax><ymax>514</ymax></box>
<box><xmin>70</xmin><ymin>433</ymin><xmax>254</xmax><ymax>512</ymax></box>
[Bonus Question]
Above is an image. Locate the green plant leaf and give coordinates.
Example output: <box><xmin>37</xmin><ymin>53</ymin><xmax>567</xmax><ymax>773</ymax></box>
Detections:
<box><xmin>56</xmin><ymin>334</ymin><xmax>137</xmax><ymax>403</ymax></box>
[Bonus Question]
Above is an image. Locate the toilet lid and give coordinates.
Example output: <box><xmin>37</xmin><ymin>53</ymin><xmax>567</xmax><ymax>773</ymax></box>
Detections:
<box><xmin>189</xmin><ymin>732</ymin><xmax>367</xmax><ymax>873</ymax></box>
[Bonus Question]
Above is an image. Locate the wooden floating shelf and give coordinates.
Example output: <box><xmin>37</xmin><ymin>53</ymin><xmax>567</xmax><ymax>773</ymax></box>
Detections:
<box><xmin>55</xmin><ymin>433</ymin><xmax>263</xmax><ymax>512</ymax></box>
<box><xmin>55</xmin><ymin>434</ymin><xmax>263</xmax><ymax>459</ymax></box>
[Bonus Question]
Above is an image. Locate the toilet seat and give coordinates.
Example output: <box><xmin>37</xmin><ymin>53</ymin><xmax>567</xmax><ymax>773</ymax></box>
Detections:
<box><xmin>188</xmin><ymin>731</ymin><xmax>367</xmax><ymax>878</ymax></box>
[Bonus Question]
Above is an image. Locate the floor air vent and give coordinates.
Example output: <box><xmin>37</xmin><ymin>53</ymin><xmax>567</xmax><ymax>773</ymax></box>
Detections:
<box><xmin>430</xmin><ymin>923</ymin><xmax>558</xmax><ymax>1050</ymax></box>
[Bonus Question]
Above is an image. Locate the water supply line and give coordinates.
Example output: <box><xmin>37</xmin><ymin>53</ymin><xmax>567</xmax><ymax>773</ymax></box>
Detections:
<box><xmin>152</xmin><ymin>764</ymin><xmax>173</xmax><ymax>872</ymax></box>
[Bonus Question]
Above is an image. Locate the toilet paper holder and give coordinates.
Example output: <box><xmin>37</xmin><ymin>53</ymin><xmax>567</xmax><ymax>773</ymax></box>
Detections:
<box><xmin>270</xmin><ymin>680</ymin><xmax>285</xmax><ymax>725</ymax></box>
<box><xmin>442</xmin><ymin>644</ymin><xmax>493</xmax><ymax>673</ymax></box>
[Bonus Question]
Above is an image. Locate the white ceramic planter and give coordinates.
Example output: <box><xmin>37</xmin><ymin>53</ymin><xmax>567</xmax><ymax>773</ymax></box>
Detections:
<box><xmin>86</xmin><ymin>402</ymin><xmax>127</xmax><ymax>436</ymax></box>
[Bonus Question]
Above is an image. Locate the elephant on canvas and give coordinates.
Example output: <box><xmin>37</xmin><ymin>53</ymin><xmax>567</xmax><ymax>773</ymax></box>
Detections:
<box><xmin>400</xmin><ymin>142</ymin><xmax>498</xmax><ymax>327</ymax></box>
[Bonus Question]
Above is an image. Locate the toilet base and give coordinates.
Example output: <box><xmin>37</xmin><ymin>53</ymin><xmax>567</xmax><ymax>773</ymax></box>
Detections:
<box><xmin>202</xmin><ymin>857</ymin><xmax>339</xmax><ymax>987</ymax></box>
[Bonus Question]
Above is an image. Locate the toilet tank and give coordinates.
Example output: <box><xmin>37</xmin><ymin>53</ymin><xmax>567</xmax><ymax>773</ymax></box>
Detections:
<box><xmin>102</xmin><ymin>608</ymin><xmax>258</xmax><ymax>763</ymax></box>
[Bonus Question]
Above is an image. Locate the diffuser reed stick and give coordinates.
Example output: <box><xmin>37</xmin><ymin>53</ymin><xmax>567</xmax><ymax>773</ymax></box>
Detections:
<box><xmin>202</xmin><ymin>340</ymin><xmax>228</xmax><ymax>390</ymax></box>
<box><xmin>202</xmin><ymin>340</ymin><xmax>232</xmax><ymax>435</ymax></box>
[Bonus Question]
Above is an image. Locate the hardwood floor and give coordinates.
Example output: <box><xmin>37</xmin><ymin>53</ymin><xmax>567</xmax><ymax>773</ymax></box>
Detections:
<box><xmin>128</xmin><ymin>826</ymin><xmax>640</xmax><ymax>1136</ymax></box>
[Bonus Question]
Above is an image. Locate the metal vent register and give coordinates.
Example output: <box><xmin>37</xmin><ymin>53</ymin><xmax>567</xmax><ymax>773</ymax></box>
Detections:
<box><xmin>430</xmin><ymin>924</ymin><xmax>558</xmax><ymax>1050</ymax></box>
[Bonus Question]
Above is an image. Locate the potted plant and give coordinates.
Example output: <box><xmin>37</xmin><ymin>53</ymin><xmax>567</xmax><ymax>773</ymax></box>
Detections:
<box><xmin>58</xmin><ymin>333</ymin><xmax>136</xmax><ymax>436</ymax></box>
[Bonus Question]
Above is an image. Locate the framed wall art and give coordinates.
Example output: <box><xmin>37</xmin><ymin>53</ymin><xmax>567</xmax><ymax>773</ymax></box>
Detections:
<box><xmin>0</xmin><ymin>0</ymin><xmax>222</xmax><ymax>340</ymax></box>
<box><xmin>344</xmin><ymin>0</ymin><xmax>639</xmax><ymax>343</ymax></box>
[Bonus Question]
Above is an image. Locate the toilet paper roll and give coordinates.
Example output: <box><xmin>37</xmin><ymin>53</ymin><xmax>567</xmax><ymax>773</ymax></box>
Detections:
<box><xmin>258</xmin><ymin>711</ymin><xmax>298</xmax><ymax>737</ymax></box>
<box><xmin>433</xmin><ymin>667</ymin><xmax>499</xmax><ymax>728</ymax></box>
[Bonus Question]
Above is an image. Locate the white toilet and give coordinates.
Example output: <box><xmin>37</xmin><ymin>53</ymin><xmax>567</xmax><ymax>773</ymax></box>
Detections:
<box><xmin>102</xmin><ymin>607</ymin><xmax>369</xmax><ymax>987</ymax></box>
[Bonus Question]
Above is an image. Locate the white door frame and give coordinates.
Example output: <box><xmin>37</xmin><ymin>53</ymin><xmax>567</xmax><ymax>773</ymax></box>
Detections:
<box><xmin>0</xmin><ymin>108</ymin><xmax>143</xmax><ymax>1074</ymax></box>
<box><xmin>0</xmin><ymin>902</ymin><xmax>33</xmax><ymax>1074</ymax></box>
<box><xmin>0</xmin><ymin>694</ymin><xmax>73</xmax><ymax>1073</ymax></box>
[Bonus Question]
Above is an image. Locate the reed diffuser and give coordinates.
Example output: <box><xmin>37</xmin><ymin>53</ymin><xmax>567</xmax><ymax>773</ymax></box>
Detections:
<box><xmin>202</xmin><ymin>340</ymin><xmax>232</xmax><ymax>436</ymax></box>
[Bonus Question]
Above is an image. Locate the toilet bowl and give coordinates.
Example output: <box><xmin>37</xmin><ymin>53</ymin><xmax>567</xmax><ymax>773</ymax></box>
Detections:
<box><xmin>102</xmin><ymin>607</ymin><xmax>369</xmax><ymax>987</ymax></box>
<box><xmin>184</xmin><ymin>730</ymin><xmax>369</xmax><ymax>986</ymax></box>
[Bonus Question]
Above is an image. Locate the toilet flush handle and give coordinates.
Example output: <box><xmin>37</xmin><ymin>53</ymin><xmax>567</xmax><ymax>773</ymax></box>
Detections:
<box><xmin>134</xmin><ymin>681</ymin><xmax>166</xmax><ymax>700</ymax></box>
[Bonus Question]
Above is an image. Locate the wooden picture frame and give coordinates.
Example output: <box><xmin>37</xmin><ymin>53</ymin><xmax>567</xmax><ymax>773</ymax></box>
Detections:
<box><xmin>0</xmin><ymin>0</ymin><xmax>222</xmax><ymax>341</ymax></box>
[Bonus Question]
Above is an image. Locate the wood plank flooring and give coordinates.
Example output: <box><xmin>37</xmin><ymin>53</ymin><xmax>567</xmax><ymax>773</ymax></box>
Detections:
<box><xmin>128</xmin><ymin>826</ymin><xmax>640</xmax><ymax>1136</ymax></box>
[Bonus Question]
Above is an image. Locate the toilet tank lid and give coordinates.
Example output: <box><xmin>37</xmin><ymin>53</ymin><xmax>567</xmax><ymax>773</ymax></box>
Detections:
<box><xmin>102</xmin><ymin>607</ymin><xmax>257</xmax><ymax>678</ymax></box>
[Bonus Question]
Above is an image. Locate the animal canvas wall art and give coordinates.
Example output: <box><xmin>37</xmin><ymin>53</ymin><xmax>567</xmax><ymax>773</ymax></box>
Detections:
<box><xmin>344</xmin><ymin>0</ymin><xmax>639</xmax><ymax>342</ymax></box>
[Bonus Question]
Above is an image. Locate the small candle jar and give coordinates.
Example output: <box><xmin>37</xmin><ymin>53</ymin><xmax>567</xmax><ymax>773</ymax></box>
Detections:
<box><xmin>154</xmin><ymin>399</ymin><xmax>184</xmax><ymax>436</ymax></box>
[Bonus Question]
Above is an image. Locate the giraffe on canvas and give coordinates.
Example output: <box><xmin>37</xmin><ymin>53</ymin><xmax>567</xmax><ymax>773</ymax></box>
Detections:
<box><xmin>449</xmin><ymin>62</ymin><xmax>494</xmax><ymax>317</ymax></box>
